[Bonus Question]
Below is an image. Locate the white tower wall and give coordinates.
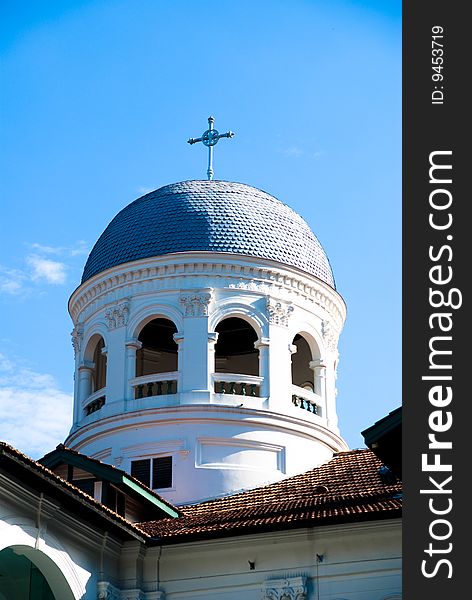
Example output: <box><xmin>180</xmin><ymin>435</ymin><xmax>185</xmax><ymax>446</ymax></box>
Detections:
<box><xmin>66</xmin><ymin>252</ymin><xmax>347</xmax><ymax>505</ymax></box>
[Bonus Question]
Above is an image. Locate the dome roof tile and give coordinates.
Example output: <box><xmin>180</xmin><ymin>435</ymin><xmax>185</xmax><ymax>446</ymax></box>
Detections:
<box><xmin>81</xmin><ymin>180</ymin><xmax>335</xmax><ymax>287</ymax></box>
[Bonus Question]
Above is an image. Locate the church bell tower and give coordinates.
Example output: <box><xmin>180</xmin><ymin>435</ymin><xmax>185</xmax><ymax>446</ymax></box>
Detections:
<box><xmin>65</xmin><ymin>129</ymin><xmax>347</xmax><ymax>504</ymax></box>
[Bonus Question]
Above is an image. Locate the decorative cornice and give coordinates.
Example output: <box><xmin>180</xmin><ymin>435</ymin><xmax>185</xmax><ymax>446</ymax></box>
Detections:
<box><xmin>69</xmin><ymin>258</ymin><xmax>345</xmax><ymax>330</ymax></box>
<box><xmin>266</xmin><ymin>298</ymin><xmax>294</xmax><ymax>327</ymax></box>
<box><xmin>228</xmin><ymin>278</ymin><xmax>272</xmax><ymax>293</ymax></box>
<box><xmin>262</xmin><ymin>576</ymin><xmax>307</xmax><ymax>600</ymax></box>
<box><xmin>180</xmin><ymin>291</ymin><xmax>212</xmax><ymax>317</ymax></box>
<box><xmin>105</xmin><ymin>300</ymin><xmax>130</xmax><ymax>330</ymax></box>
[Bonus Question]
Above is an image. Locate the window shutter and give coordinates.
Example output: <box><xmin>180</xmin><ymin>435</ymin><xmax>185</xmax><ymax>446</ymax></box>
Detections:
<box><xmin>73</xmin><ymin>478</ymin><xmax>95</xmax><ymax>496</ymax></box>
<box><xmin>152</xmin><ymin>456</ymin><xmax>172</xmax><ymax>489</ymax></box>
<box><xmin>131</xmin><ymin>459</ymin><xmax>151</xmax><ymax>487</ymax></box>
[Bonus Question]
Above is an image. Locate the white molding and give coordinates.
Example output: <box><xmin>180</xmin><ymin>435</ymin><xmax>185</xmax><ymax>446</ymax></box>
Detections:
<box><xmin>120</xmin><ymin>439</ymin><xmax>187</xmax><ymax>459</ymax></box>
<box><xmin>196</xmin><ymin>436</ymin><xmax>286</xmax><ymax>473</ymax></box>
<box><xmin>69</xmin><ymin>254</ymin><xmax>346</xmax><ymax>329</ymax></box>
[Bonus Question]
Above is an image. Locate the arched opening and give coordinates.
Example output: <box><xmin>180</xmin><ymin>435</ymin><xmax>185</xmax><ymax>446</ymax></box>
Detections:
<box><xmin>134</xmin><ymin>318</ymin><xmax>178</xmax><ymax>397</ymax></box>
<box><xmin>291</xmin><ymin>333</ymin><xmax>320</xmax><ymax>415</ymax></box>
<box><xmin>214</xmin><ymin>317</ymin><xmax>260</xmax><ymax>396</ymax></box>
<box><xmin>0</xmin><ymin>546</ymin><xmax>75</xmax><ymax>600</ymax></box>
<box><xmin>81</xmin><ymin>334</ymin><xmax>107</xmax><ymax>416</ymax></box>
<box><xmin>92</xmin><ymin>336</ymin><xmax>107</xmax><ymax>392</ymax></box>
<box><xmin>291</xmin><ymin>334</ymin><xmax>314</xmax><ymax>391</ymax></box>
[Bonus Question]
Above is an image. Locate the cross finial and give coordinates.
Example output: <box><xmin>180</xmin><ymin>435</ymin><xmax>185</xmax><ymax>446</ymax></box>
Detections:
<box><xmin>187</xmin><ymin>116</ymin><xmax>235</xmax><ymax>180</ymax></box>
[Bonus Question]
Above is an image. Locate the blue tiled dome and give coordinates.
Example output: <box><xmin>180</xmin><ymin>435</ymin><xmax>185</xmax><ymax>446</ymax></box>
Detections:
<box><xmin>81</xmin><ymin>180</ymin><xmax>335</xmax><ymax>287</ymax></box>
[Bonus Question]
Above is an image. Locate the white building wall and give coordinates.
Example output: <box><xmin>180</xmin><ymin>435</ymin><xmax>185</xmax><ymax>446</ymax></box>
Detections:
<box><xmin>0</xmin><ymin>475</ymin><xmax>122</xmax><ymax>600</ymax></box>
<box><xmin>141</xmin><ymin>521</ymin><xmax>402</xmax><ymax>600</ymax></box>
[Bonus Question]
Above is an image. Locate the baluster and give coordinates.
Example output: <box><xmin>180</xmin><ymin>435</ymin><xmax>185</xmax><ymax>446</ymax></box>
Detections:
<box><xmin>229</xmin><ymin>382</ymin><xmax>236</xmax><ymax>394</ymax></box>
<box><xmin>137</xmin><ymin>384</ymin><xmax>144</xmax><ymax>399</ymax></box>
<box><xmin>147</xmin><ymin>382</ymin><xmax>154</xmax><ymax>397</ymax></box>
<box><xmin>240</xmin><ymin>382</ymin><xmax>247</xmax><ymax>396</ymax></box>
<box><xmin>219</xmin><ymin>381</ymin><xmax>226</xmax><ymax>393</ymax></box>
<box><xmin>166</xmin><ymin>380</ymin><xmax>173</xmax><ymax>394</ymax></box>
<box><xmin>156</xmin><ymin>381</ymin><xmax>163</xmax><ymax>395</ymax></box>
<box><xmin>250</xmin><ymin>384</ymin><xmax>256</xmax><ymax>397</ymax></box>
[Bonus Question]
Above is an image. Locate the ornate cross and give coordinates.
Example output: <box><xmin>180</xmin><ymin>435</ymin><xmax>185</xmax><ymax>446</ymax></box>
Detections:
<box><xmin>187</xmin><ymin>116</ymin><xmax>235</xmax><ymax>180</ymax></box>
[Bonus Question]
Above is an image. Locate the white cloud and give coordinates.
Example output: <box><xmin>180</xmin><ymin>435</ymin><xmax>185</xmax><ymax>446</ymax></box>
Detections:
<box><xmin>0</xmin><ymin>240</ymin><xmax>89</xmax><ymax>295</ymax></box>
<box><xmin>30</xmin><ymin>240</ymin><xmax>89</xmax><ymax>257</ymax></box>
<box><xmin>26</xmin><ymin>255</ymin><xmax>67</xmax><ymax>284</ymax></box>
<box><xmin>0</xmin><ymin>353</ymin><xmax>72</xmax><ymax>459</ymax></box>
<box><xmin>284</xmin><ymin>146</ymin><xmax>303</xmax><ymax>157</ymax></box>
<box><xmin>0</xmin><ymin>265</ymin><xmax>27</xmax><ymax>295</ymax></box>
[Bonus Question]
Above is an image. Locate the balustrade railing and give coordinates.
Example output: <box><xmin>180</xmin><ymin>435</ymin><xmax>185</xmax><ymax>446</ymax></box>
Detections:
<box><xmin>291</xmin><ymin>385</ymin><xmax>321</xmax><ymax>415</ymax></box>
<box><xmin>213</xmin><ymin>373</ymin><xmax>263</xmax><ymax>398</ymax></box>
<box><xmin>130</xmin><ymin>372</ymin><xmax>178</xmax><ymax>399</ymax></box>
<box><xmin>83</xmin><ymin>388</ymin><xmax>106</xmax><ymax>416</ymax></box>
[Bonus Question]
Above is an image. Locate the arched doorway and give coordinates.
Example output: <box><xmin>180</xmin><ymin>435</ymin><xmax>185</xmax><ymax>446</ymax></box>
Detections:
<box><xmin>0</xmin><ymin>546</ymin><xmax>75</xmax><ymax>600</ymax></box>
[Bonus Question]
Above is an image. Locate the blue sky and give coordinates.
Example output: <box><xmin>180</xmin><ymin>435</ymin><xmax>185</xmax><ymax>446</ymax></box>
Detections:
<box><xmin>0</xmin><ymin>0</ymin><xmax>401</xmax><ymax>458</ymax></box>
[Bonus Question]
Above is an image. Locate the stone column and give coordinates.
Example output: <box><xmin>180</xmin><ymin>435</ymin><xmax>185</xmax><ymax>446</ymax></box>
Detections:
<box><xmin>71</xmin><ymin>324</ymin><xmax>84</xmax><ymax>427</ymax></box>
<box><xmin>207</xmin><ymin>332</ymin><xmax>218</xmax><ymax>394</ymax></box>
<box><xmin>78</xmin><ymin>362</ymin><xmax>94</xmax><ymax>412</ymax></box>
<box><xmin>179</xmin><ymin>290</ymin><xmax>213</xmax><ymax>404</ymax></box>
<box><xmin>125</xmin><ymin>339</ymin><xmax>142</xmax><ymax>401</ymax></box>
<box><xmin>173</xmin><ymin>332</ymin><xmax>184</xmax><ymax>394</ymax></box>
<box><xmin>310</xmin><ymin>358</ymin><xmax>327</xmax><ymax>415</ymax></box>
<box><xmin>254</xmin><ymin>337</ymin><xmax>270</xmax><ymax>397</ymax></box>
<box><xmin>265</xmin><ymin>298</ymin><xmax>295</xmax><ymax>412</ymax></box>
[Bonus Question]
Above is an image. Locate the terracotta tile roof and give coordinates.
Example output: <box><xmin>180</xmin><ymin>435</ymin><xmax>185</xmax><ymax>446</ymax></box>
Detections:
<box><xmin>0</xmin><ymin>442</ymin><xmax>150</xmax><ymax>540</ymax></box>
<box><xmin>137</xmin><ymin>449</ymin><xmax>401</xmax><ymax>543</ymax></box>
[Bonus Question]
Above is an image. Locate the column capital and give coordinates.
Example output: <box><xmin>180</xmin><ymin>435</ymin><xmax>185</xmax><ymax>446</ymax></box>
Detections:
<box><xmin>78</xmin><ymin>360</ymin><xmax>95</xmax><ymax>372</ymax></box>
<box><xmin>173</xmin><ymin>332</ymin><xmax>185</xmax><ymax>344</ymax></box>
<box><xmin>310</xmin><ymin>358</ymin><xmax>326</xmax><ymax>370</ymax></box>
<box><xmin>125</xmin><ymin>338</ymin><xmax>142</xmax><ymax>351</ymax></box>
<box><xmin>266</xmin><ymin>297</ymin><xmax>294</xmax><ymax>327</ymax></box>
<box><xmin>105</xmin><ymin>299</ymin><xmax>130</xmax><ymax>330</ymax></box>
<box><xmin>254</xmin><ymin>337</ymin><xmax>270</xmax><ymax>349</ymax></box>
<box><xmin>180</xmin><ymin>289</ymin><xmax>213</xmax><ymax>317</ymax></box>
<box><xmin>208</xmin><ymin>331</ymin><xmax>219</xmax><ymax>344</ymax></box>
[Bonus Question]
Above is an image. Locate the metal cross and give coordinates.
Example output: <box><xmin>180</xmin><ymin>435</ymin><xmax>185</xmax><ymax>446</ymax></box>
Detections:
<box><xmin>187</xmin><ymin>116</ymin><xmax>235</xmax><ymax>180</ymax></box>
